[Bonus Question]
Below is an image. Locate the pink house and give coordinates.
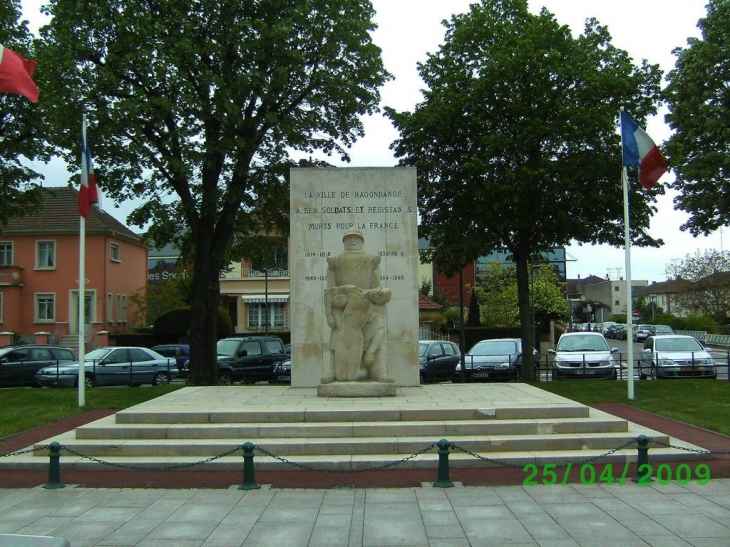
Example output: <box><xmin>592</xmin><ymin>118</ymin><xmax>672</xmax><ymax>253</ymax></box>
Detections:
<box><xmin>0</xmin><ymin>187</ymin><xmax>148</xmax><ymax>346</ymax></box>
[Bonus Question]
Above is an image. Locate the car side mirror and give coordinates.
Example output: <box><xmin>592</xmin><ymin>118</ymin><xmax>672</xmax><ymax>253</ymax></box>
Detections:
<box><xmin>238</xmin><ymin>350</ymin><xmax>248</xmax><ymax>357</ymax></box>
<box><xmin>547</xmin><ymin>349</ymin><xmax>556</xmax><ymax>355</ymax></box>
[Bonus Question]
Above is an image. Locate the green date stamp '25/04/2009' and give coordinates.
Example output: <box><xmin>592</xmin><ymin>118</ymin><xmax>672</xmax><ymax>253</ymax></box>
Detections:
<box><xmin>522</xmin><ymin>463</ymin><xmax>711</xmax><ymax>486</ymax></box>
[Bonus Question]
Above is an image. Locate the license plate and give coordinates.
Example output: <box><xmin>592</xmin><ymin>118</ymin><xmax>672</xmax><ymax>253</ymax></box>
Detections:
<box><xmin>583</xmin><ymin>370</ymin><xmax>596</xmax><ymax>374</ymax></box>
<box><xmin>472</xmin><ymin>372</ymin><xmax>489</xmax><ymax>378</ymax></box>
<box><xmin>681</xmin><ymin>367</ymin><xmax>699</xmax><ymax>372</ymax></box>
<box><xmin>279</xmin><ymin>375</ymin><xmax>291</xmax><ymax>381</ymax></box>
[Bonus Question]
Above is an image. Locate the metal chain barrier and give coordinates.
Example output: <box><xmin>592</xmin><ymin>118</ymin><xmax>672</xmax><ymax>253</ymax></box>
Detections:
<box><xmin>1</xmin><ymin>446</ymin><xmax>49</xmax><ymax>458</ymax></box>
<box><xmin>253</xmin><ymin>443</ymin><xmax>438</xmax><ymax>473</ymax></box>
<box><xmin>450</xmin><ymin>438</ymin><xmax>638</xmax><ymax>469</ymax></box>
<box><xmin>59</xmin><ymin>444</ymin><xmax>243</xmax><ymax>471</ymax></box>
<box><xmin>646</xmin><ymin>438</ymin><xmax>730</xmax><ymax>455</ymax></box>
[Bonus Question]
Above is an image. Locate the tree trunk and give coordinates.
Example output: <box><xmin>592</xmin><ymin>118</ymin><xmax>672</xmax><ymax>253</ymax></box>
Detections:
<box><xmin>515</xmin><ymin>254</ymin><xmax>536</xmax><ymax>381</ymax></box>
<box><xmin>187</xmin><ymin>228</ymin><xmax>222</xmax><ymax>386</ymax></box>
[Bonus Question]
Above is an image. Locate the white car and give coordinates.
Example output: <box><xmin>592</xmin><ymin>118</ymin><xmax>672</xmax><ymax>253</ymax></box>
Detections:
<box><xmin>639</xmin><ymin>335</ymin><xmax>716</xmax><ymax>379</ymax></box>
<box><xmin>548</xmin><ymin>332</ymin><xmax>618</xmax><ymax>380</ymax></box>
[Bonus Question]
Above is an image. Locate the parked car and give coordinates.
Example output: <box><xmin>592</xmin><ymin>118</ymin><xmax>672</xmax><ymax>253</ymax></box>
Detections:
<box><xmin>615</xmin><ymin>324</ymin><xmax>629</xmax><ymax>340</ymax></box>
<box><xmin>632</xmin><ymin>324</ymin><xmax>653</xmax><ymax>343</ymax></box>
<box><xmin>272</xmin><ymin>359</ymin><xmax>292</xmax><ymax>383</ymax></box>
<box><xmin>35</xmin><ymin>346</ymin><xmax>178</xmax><ymax>388</ymax></box>
<box><xmin>548</xmin><ymin>332</ymin><xmax>618</xmax><ymax>380</ymax></box>
<box><xmin>283</xmin><ymin>344</ymin><xmax>291</xmax><ymax>359</ymax></box>
<box><xmin>600</xmin><ymin>322</ymin><xmax>617</xmax><ymax>336</ymax></box>
<box><xmin>0</xmin><ymin>345</ymin><xmax>76</xmax><ymax>388</ymax></box>
<box><xmin>605</xmin><ymin>324</ymin><xmax>624</xmax><ymax>339</ymax></box>
<box><xmin>639</xmin><ymin>335</ymin><xmax>717</xmax><ymax>379</ymax></box>
<box><xmin>650</xmin><ymin>325</ymin><xmax>675</xmax><ymax>336</ymax></box>
<box><xmin>180</xmin><ymin>336</ymin><xmax>286</xmax><ymax>384</ymax></box>
<box><xmin>456</xmin><ymin>338</ymin><xmax>537</xmax><ymax>381</ymax></box>
<box><xmin>151</xmin><ymin>344</ymin><xmax>190</xmax><ymax>371</ymax></box>
<box><xmin>419</xmin><ymin>340</ymin><xmax>462</xmax><ymax>383</ymax></box>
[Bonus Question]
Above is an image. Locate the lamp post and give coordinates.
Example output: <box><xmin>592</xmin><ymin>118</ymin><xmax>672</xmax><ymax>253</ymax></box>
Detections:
<box><xmin>264</xmin><ymin>268</ymin><xmax>270</xmax><ymax>335</ymax></box>
<box><xmin>650</xmin><ymin>295</ymin><xmax>656</xmax><ymax>320</ymax></box>
<box><xmin>530</xmin><ymin>265</ymin><xmax>540</xmax><ymax>353</ymax></box>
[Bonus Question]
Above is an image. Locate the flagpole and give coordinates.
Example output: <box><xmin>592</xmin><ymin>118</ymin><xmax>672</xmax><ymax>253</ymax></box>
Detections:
<box><xmin>78</xmin><ymin>115</ymin><xmax>88</xmax><ymax>408</ymax></box>
<box><xmin>620</xmin><ymin>108</ymin><xmax>635</xmax><ymax>400</ymax></box>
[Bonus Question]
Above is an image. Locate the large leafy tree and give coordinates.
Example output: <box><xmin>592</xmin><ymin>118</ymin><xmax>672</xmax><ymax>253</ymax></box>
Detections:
<box><xmin>37</xmin><ymin>0</ymin><xmax>389</xmax><ymax>384</ymax></box>
<box><xmin>667</xmin><ymin>249</ymin><xmax>730</xmax><ymax>324</ymax></box>
<box><xmin>387</xmin><ymin>0</ymin><xmax>663</xmax><ymax>379</ymax></box>
<box><xmin>0</xmin><ymin>0</ymin><xmax>49</xmax><ymax>231</ymax></box>
<box><xmin>664</xmin><ymin>0</ymin><xmax>730</xmax><ymax>236</ymax></box>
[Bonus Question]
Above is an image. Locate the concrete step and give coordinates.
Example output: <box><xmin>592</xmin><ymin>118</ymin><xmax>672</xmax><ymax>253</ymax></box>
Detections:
<box><xmin>74</xmin><ymin>416</ymin><xmax>629</xmax><ymax>440</ymax></box>
<box><xmin>112</xmin><ymin>404</ymin><xmax>591</xmax><ymax>424</ymax></box>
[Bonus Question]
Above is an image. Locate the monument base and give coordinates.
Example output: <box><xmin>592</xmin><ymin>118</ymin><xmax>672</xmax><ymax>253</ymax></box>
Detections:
<box><xmin>317</xmin><ymin>381</ymin><xmax>397</xmax><ymax>398</ymax></box>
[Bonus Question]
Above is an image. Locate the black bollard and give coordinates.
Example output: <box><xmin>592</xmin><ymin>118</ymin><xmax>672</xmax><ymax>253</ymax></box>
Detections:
<box><xmin>44</xmin><ymin>442</ymin><xmax>65</xmax><ymax>489</ymax></box>
<box><xmin>433</xmin><ymin>438</ymin><xmax>454</xmax><ymax>488</ymax></box>
<box><xmin>631</xmin><ymin>434</ymin><xmax>654</xmax><ymax>483</ymax></box>
<box><xmin>239</xmin><ymin>442</ymin><xmax>261</xmax><ymax>490</ymax></box>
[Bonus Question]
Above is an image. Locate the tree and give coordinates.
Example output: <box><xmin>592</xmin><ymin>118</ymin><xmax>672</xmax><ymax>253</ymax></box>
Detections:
<box><xmin>128</xmin><ymin>274</ymin><xmax>192</xmax><ymax>327</ymax></box>
<box><xmin>475</xmin><ymin>262</ymin><xmax>567</xmax><ymax>330</ymax></box>
<box><xmin>0</xmin><ymin>0</ymin><xmax>50</xmax><ymax>232</ymax></box>
<box><xmin>37</xmin><ymin>0</ymin><xmax>390</xmax><ymax>384</ymax></box>
<box><xmin>667</xmin><ymin>249</ymin><xmax>730</xmax><ymax>324</ymax></box>
<box><xmin>467</xmin><ymin>286</ymin><xmax>481</xmax><ymax>326</ymax></box>
<box><xmin>664</xmin><ymin>0</ymin><xmax>730</xmax><ymax>236</ymax></box>
<box><xmin>388</xmin><ymin>0</ymin><xmax>663</xmax><ymax>380</ymax></box>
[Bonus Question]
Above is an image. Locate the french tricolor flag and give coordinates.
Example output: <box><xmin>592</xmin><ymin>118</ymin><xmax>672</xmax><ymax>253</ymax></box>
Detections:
<box><xmin>80</xmin><ymin>117</ymin><xmax>99</xmax><ymax>219</ymax></box>
<box><xmin>620</xmin><ymin>111</ymin><xmax>668</xmax><ymax>190</ymax></box>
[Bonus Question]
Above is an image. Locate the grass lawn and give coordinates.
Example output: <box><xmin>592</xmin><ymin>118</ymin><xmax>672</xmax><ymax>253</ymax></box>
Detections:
<box><xmin>532</xmin><ymin>379</ymin><xmax>730</xmax><ymax>437</ymax></box>
<box><xmin>0</xmin><ymin>385</ymin><xmax>184</xmax><ymax>440</ymax></box>
<box><xmin>1</xmin><ymin>380</ymin><xmax>729</xmax><ymax>442</ymax></box>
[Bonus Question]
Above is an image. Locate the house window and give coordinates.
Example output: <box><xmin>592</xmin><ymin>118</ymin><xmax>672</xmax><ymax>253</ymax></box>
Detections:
<box><xmin>116</xmin><ymin>294</ymin><xmax>127</xmax><ymax>323</ymax></box>
<box><xmin>36</xmin><ymin>240</ymin><xmax>56</xmax><ymax>269</ymax></box>
<box><xmin>614</xmin><ymin>285</ymin><xmax>620</xmax><ymax>291</ymax></box>
<box><xmin>252</xmin><ymin>246</ymin><xmax>288</xmax><ymax>271</ymax></box>
<box><xmin>615</xmin><ymin>300</ymin><xmax>620</xmax><ymax>306</ymax></box>
<box><xmin>35</xmin><ymin>293</ymin><xmax>55</xmax><ymax>322</ymax></box>
<box><xmin>107</xmin><ymin>293</ymin><xmax>114</xmax><ymax>323</ymax></box>
<box><xmin>247</xmin><ymin>303</ymin><xmax>285</xmax><ymax>328</ymax></box>
<box><xmin>0</xmin><ymin>242</ymin><xmax>13</xmax><ymax>266</ymax></box>
<box><xmin>110</xmin><ymin>242</ymin><xmax>121</xmax><ymax>262</ymax></box>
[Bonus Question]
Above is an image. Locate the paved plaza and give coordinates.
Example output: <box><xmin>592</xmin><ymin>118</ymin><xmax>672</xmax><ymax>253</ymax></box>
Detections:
<box><xmin>1</xmin><ymin>478</ymin><xmax>729</xmax><ymax>546</ymax></box>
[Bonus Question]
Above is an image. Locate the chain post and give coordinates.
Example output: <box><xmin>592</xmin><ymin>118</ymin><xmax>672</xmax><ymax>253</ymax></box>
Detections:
<box><xmin>239</xmin><ymin>442</ymin><xmax>261</xmax><ymax>490</ymax></box>
<box><xmin>44</xmin><ymin>442</ymin><xmax>65</xmax><ymax>489</ymax></box>
<box><xmin>631</xmin><ymin>434</ymin><xmax>654</xmax><ymax>483</ymax></box>
<box><xmin>433</xmin><ymin>438</ymin><xmax>454</xmax><ymax>488</ymax></box>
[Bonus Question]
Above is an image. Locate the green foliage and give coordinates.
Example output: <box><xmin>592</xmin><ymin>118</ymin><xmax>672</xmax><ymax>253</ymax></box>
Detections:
<box><xmin>665</xmin><ymin>0</ymin><xmax>730</xmax><ymax>236</ymax></box>
<box><xmin>671</xmin><ymin>313</ymin><xmax>719</xmax><ymax>334</ymax></box>
<box><xmin>467</xmin><ymin>287</ymin><xmax>481</xmax><ymax>326</ymax></box>
<box><xmin>667</xmin><ymin>249</ymin><xmax>730</xmax><ymax>323</ymax></box>
<box><xmin>128</xmin><ymin>275</ymin><xmax>191</xmax><ymax>326</ymax></box>
<box><xmin>36</xmin><ymin>0</ymin><xmax>389</xmax><ymax>384</ymax></box>
<box><xmin>388</xmin><ymin>0</ymin><xmax>663</xmax><ymax>378</ymax></box>
<box><xmin>443</xmin><ymin>308</ymin><xmax>463</xmax><ymax>329</ymax></box>
<box><xmin>419</xmin><ymin>277</ymin><xmax>433</xmax><ymax>298</ymax></box>
<box><xmin>475</xmin><ymin>262</ymin><xmax>568</xmax><ymax>329</ymax></box>
<box><xmin>0</xmin><ymin>0</ymin><xmax>53</xmax><ymax>233</ymax></box>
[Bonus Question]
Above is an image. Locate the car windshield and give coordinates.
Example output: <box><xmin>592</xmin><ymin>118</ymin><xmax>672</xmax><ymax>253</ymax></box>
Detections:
<box><xmin>85</xmin><ymin>348</ymin><xmax>114</xmax><ymax>360</ymax></box>
<box><xmin>418</xmin><ymin>343</ymin><xmax>431</xmax><ymax>357</ymax></box>
<box><xmin>655</xmin><ymin>338</ymin><xmax>704</xmax><ymax>352</ymax></box>
<box><xmin>557</xmin><ymin>335</ymin><xmax>609</xmax><ymax>352</ymax></box>
<box><xmin>217</xmin><ymin>339</ymin><xmax>241</xmax><ymax>356</ymax></box>
<box><xmin>468</xmin><ymin>341</ymin><xmax>518</xmax><ymax>356</ymax></box>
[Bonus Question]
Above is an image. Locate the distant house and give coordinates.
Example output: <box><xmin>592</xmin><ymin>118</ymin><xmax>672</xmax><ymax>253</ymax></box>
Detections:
<box><xmin>0</xmin><ymin>187</ymin><xmax>148</xmax><ymax>345</ymax></box>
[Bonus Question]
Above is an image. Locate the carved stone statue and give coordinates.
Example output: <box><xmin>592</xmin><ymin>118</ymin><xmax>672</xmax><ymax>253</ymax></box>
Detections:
<box><xmin>321</xmin><ymin>229</ymin><xmax>394</xmax><ymax>384</ymax></box>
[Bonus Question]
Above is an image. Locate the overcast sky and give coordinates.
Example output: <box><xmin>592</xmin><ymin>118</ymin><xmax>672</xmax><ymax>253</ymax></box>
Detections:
<box><xmin>20</xmin><ymin>0</ymin><xmax>718</xmax><ymax>283</ymax></box>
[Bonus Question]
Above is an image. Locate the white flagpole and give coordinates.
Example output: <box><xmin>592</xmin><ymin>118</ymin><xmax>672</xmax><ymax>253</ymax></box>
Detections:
<box><xmin>620</xmin><ymin>108</ymin><xmax>635</xmax><ymax>400</ymax></box>
<box><xmin>78</xmin><ymin>115</ymin><xmax>88</xmax><ymax>408</ymax></box>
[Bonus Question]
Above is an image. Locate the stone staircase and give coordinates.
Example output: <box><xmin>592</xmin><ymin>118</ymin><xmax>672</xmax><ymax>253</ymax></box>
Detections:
<box><xmin>2</xmin><ymin>384</ymin><xmax>708</xmax><ymax>472</ymax></box>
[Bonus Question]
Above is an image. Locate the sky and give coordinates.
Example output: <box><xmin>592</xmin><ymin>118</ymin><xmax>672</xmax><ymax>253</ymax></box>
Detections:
<box><xmin>19</xmin><ymin>0</ymin><xmax>719</xmax><ymax>284</ymax></box>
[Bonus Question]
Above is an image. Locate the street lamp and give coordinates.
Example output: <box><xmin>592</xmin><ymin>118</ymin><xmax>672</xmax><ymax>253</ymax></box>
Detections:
<box><xmin>650</xmin><ymin>295</ymin><xmax>656</xmax><ymax>320</ymax></box>
<box><xmin>264</xmin><ymin>268</ymin><xmax>270</xmax><ymax>335</ymax></box>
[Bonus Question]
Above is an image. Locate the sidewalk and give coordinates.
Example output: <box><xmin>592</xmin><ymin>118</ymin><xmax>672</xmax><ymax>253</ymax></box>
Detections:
<box><xmin>1</xmin><ymin>479</ymin><xmax>729</xmax><ymax>546</ymax></box>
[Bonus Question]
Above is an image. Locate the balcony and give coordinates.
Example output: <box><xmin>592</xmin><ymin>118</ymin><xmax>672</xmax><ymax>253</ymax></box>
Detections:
<box><xmin>220</xmin><ymin>267</ymin><xmax>290</xmax><ymax>280</ymax></box>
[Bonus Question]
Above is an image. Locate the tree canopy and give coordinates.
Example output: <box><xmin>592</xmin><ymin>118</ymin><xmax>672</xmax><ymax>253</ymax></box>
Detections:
<box><xmin>667</xmin><ymin>249</ymin><xmax>730</xmax><ymax>324</ymax></box>
<box><xmin>664</xmin><ymin>0</ymin><xmax>730</xmax><ymax>237</ymax></box>
<box><xmin>387</xmin><ymin>0</ymin><xmax>663</xmax><ymax>379</ymax></box>
<box><xmin>0</xmin><ymin>0</ymin><xmax>49</xmax><ymax>231</ymax></box>
<box><xmin>36</xmin><ymin>0</ymin><xmax>390</xmax><ymax>384</ymax></box>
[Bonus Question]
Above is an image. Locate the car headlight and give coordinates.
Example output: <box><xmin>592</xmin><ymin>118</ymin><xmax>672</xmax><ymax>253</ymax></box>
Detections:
<box><xmin>494</xmin><ymin>363</ymin><xmax>510</xmax><ymax>370</ymax></box>
<box><xmin>599</xmin><ymin>357</ymin><xmax>614</xmax><ymax>367</ymax></box>
<box><xmin>657</xmin><ymin>358</ymin><xmax>675</xmax><ymax>367</ymax></box>
<box><xmin>696</xmin><ymin>358</ymin><xmax>715</xmax><ymax>366</ymax></box>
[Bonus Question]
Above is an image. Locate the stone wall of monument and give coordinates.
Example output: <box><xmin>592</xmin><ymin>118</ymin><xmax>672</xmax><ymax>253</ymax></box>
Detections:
<box><xmin>289</xmin><ymin>167</ymin><xmax>419</xmax><ymax>387</ymax></box>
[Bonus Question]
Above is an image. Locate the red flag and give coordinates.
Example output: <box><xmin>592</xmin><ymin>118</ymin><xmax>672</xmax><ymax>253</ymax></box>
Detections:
<box><xmin>80</xmin><ymin>118</ymin><xmax>99</xmax><ymax>219</ymax></box>
<box><xmin>0</xmin><ymin>44</ymin><xmax>40</xmax><ymax>103</ymax></box>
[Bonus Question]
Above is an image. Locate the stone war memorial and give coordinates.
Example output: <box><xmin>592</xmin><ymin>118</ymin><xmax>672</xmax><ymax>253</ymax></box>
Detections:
<box><xmin>289</xmin><ymin>167</ymin><xmax>419</xmax><ymax>394</ymax></box>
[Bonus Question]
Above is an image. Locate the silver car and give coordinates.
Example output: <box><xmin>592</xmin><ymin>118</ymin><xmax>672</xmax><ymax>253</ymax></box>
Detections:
<box><xmin>548</xmin><ymin>332</ymin><xmax>617</xmax><ymax>380</ymax></box>
<box><xmin>639</xmin><ymin>335</ymin><xmax>716</xmax><ymax>379</ymax></box>
<box><xmin>35</xmin><ymin>346</ymin><xmax>178</xmax><ymax>388</ymax></box>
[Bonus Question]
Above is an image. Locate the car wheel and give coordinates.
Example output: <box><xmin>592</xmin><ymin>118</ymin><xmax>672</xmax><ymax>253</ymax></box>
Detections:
<box><xmin>219</xmin><ymin>373</ymin><xmax>233</xmax><ymax>386</ymax></box>
<box><xmin>419</xmin><ymin>372</ymin><xmax>426</xmax><ymax>384</ymax></box>
<box><xmin>650</xmin><ymin>365</ymin><xmax>658</xmax><ymax>380</ymax></box>
<box><xmin>84</xmin><ymin>375</ymin><xmax>96</xmax><ymax>388</ymax></box>
<box><xmin>152</xmin><ymin>371</ymin><xmax>170</xmax><ymax>386</ymax></box>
